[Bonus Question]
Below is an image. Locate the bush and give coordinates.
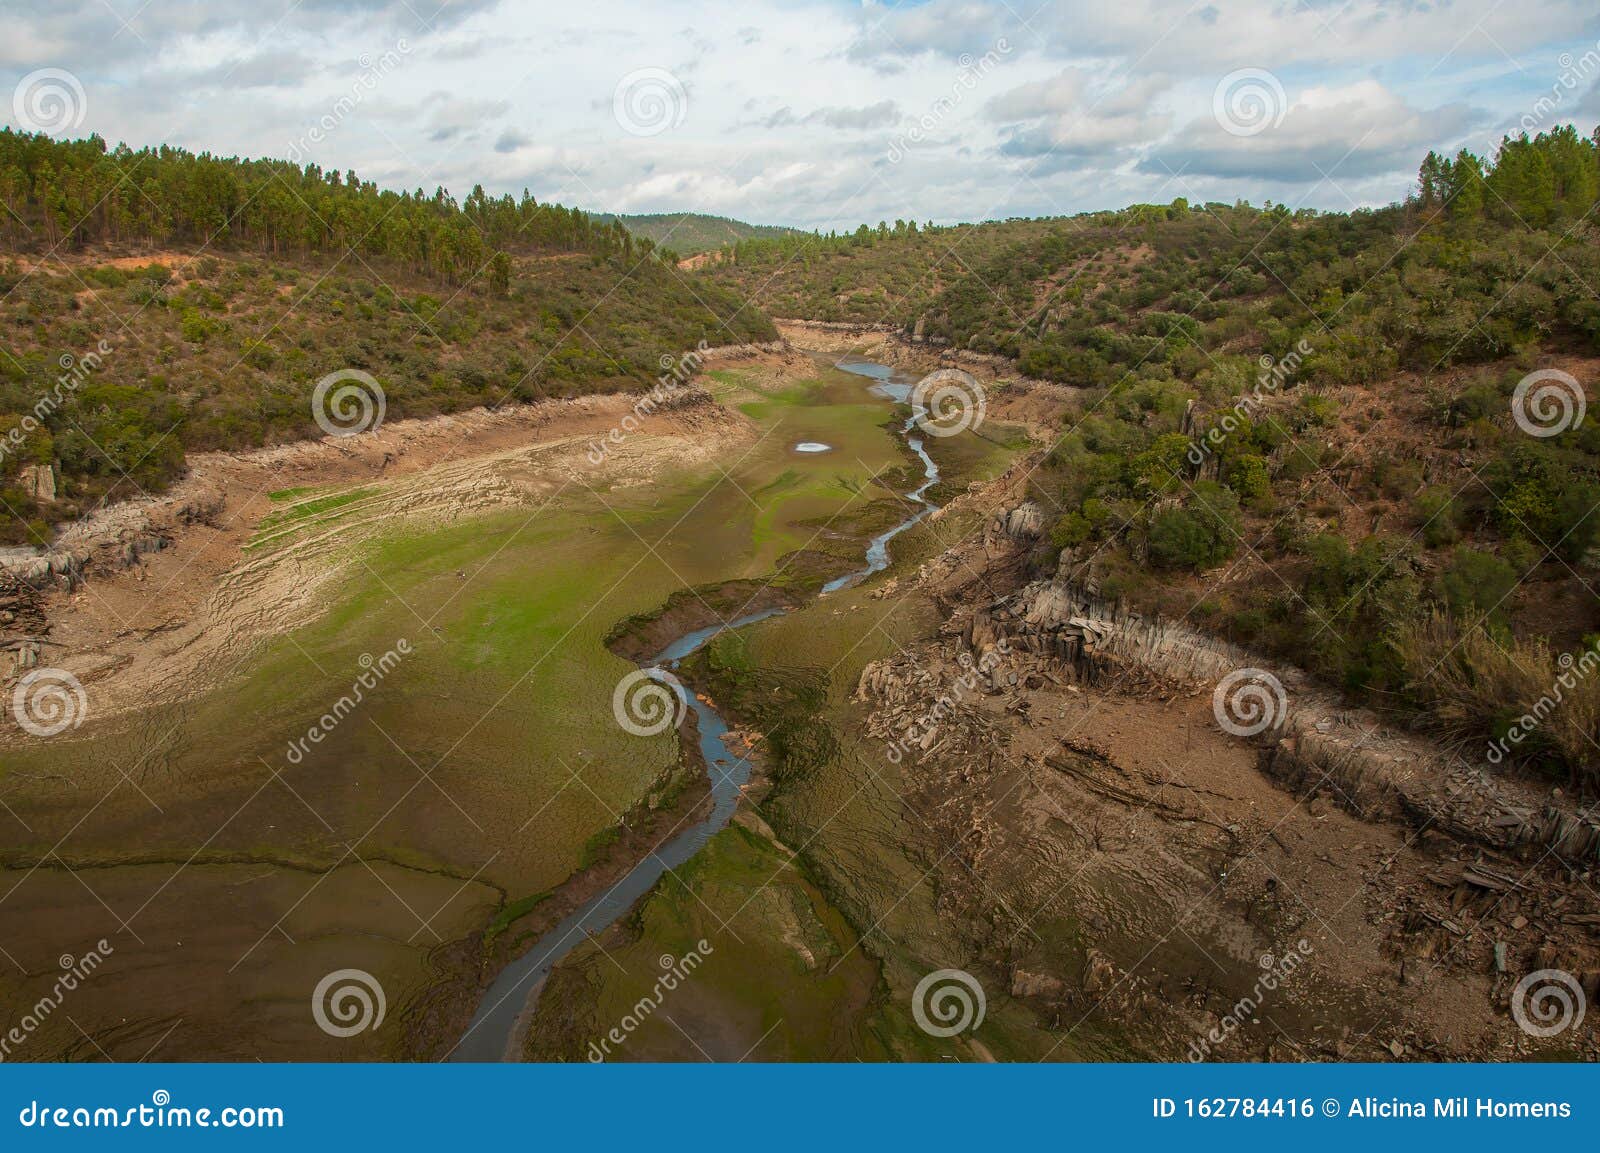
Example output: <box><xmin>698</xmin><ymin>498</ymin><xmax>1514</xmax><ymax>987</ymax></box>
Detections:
<box><xmin>1224</xmin><ymin>453</ymin><xmax>1270</xmax><ymax>500</ymax></box>
<box><xmin>1435</xmin><ymin>548</ymin><xmax>1518</xmax><ymax>622</ymax></box>
<box><xmin>1148</xmin><ymin>508</ymin><xmax>1213</xmax><ymax>570</ymax></box>
<box><xmin>1051</xmin><ymin>512</ymin><xmax>1091</xmax><ymax>550</ymax></box>
<box><xmin>1148</xmin><ymin>481</ymin><xmax>1240</xmax><ymax>570</ymax></box>
<box><xmin>1127</xmin><ymin>432</ymin><xmax>1194</xmax><ymax>495</ymax></box>
<box><xmin>1413</xmin><ymin>486</ymin><xmax>1462</xmax><ymax>547</ymax></box>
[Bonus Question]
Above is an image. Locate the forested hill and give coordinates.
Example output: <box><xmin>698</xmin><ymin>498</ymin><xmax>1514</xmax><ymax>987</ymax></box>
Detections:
<box><xmin>601</xmin><ymin>213</ymin><xmax>803</xmax><ymax>259</ymax></box>
<box><xmin>0</xmin><ymin>130</ymin><xmax>655</xmax><ymax>274</ymax></box>
<box><xmin>706</xmin><ymin>125</ymin><xmax>1600</xmax><ymax>788</ymax></box>
<box><xmin>705</xmin><ymin>126</ymin><xmax>1600</xmax><ymax>383</ymax></box>
<box><xmin>0</xmin><ymin>132</ymin><xmax>775</xmax><ymax>542</ymax></box>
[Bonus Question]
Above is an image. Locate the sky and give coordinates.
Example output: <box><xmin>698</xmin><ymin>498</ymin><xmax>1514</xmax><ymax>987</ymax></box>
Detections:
<box><xmin>5</xmin><ymin>0</ymin><xmax>1600</xmax><ymax>230</ymax></box>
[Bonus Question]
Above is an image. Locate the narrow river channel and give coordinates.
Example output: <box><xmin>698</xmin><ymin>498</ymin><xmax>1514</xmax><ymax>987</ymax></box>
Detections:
<box><xmin>451</xmin><ymin>356</ymin><xmax>933</xmax><ymax>1061</ymax></box>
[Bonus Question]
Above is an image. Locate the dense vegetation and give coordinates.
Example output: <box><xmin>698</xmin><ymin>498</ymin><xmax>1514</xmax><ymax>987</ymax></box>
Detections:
<box><xmin>0</xmin><ymin>132</ymin><xmax>775</xmax><ymax>541</ymax></box>
<box><xmin>0</xmin><ymin>130</ymin><xmax>659</xmax><ymax>276</ymax></box>
<box><xmin>601</xmin><ymin>212</ymin><xmax>803</xmax><ymax>259</ymax></box>
<box><xmin>708</xmin><ymin>126</ymin><xmax>1600</xmax><ymax>788</ymax></box>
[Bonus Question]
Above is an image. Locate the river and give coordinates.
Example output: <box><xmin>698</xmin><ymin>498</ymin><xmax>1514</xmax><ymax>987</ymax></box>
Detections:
<box><xmin>450</xmin><ymin>356</ymin><xmax>933</xmax><ymax>1061</ymax></box>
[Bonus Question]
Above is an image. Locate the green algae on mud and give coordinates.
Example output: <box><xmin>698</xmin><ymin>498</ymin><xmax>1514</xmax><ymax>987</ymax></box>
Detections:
<box><xmin>524</xmin><ymin>821</ymin><xmax>884</xmax><ymax>1061</ymax></box>
<box><xmin>521</xmin><ymin>373</ymin><xmax>1056</xmax><ymax>1060</ymax></box>
<box><xmin>0</xmin><ymin>352</ymin><xmax>967</xmax><ymax>1059</ymax></box>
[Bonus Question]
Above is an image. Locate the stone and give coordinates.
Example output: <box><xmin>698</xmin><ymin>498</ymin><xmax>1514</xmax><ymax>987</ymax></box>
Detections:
<box><xmin>17</xmin><ymin>462</ymin><xmax>57</xmax><ymax>502</ymax></box>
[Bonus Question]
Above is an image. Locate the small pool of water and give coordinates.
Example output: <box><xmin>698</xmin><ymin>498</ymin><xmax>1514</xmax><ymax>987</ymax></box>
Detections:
<box><xmin>793</xmin><ymin>442</ymin><xmax>833</xmax><ymax>453</ymax></box>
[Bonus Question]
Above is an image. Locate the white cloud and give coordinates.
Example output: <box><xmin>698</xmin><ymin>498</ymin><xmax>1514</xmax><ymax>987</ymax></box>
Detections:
<box><xmin>1</xmin><ymin>0</ymin><xmax>1594</xmax><ymax>227</ymax></box>
<box><xmin>1145</xmin><ymin>79</ymin><xmax>1477</xmax><ymax>183</ymax></box>
<box><xmin>989</xmin><ymin>70</ymin><xmax>1173</xmax><ymax>161</ymax></box>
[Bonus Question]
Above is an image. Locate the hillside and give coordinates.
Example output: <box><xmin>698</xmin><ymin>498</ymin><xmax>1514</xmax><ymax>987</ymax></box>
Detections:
<box><xmin>705</xmin><ymin>126</ymin><xmax>1600</xmax><ymax>787</ymax></box>
<box><xmin>604</xmin><ymin>212</ymin><xmax>803</xmax><ymax>258</ymax></box>
<box><xmin>0</xmin><ymin>132</ymin><xmax>776</xmax><ymax>543</ymax></box>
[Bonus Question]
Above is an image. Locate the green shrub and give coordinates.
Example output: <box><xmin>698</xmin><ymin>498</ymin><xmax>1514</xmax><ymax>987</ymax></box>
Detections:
<box><xmin>1435</xmin><ymin>548</ymin><xmax>1518</xmax><ymax>622</ymax></box>
<box><xmin>1148</xmin><ymin>481</ymin><xmax>1240</xmax><ymax>570</ymax></box>
<box><xmin>1224</xmin><ymin>453</ymin><xmax>1270</xmax><ymax>500</ymax></box>
<box><xmin>1413</xmin><ymin>486</ymin><xmax>1462</xmax><ymax>547</ymax></box>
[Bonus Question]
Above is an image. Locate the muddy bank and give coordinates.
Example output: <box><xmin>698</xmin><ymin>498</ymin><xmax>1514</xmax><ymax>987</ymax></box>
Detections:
<box><xmin>399</xmin><ymin>741</ymin><xmax>713</xmax><ymax>1060</ymax></box>
<box><xmin>449</xmin><ymin>351</ymin><xmax>959</xmax><ymax>1061</ymax></box>
<box><xmin>605</xmin><ymin>581</ymin><xmax>804</xmax><ymax>664</ymax></box>
<box><xmin>844</xmin><ymin>492</ymin><xmax>1600</xmax><ymax>1059</ymax></box>
<box><xmin>1</xmin><ymin>385</ymin><xmax>758</xmax><ymax>729</ymax></box>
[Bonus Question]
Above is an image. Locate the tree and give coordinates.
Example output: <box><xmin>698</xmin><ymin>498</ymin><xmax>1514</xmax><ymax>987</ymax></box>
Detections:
<box><xmin>489</xmin><ymin>250</ymin><xmax>512</xmax><ymax>297</ymax></box>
